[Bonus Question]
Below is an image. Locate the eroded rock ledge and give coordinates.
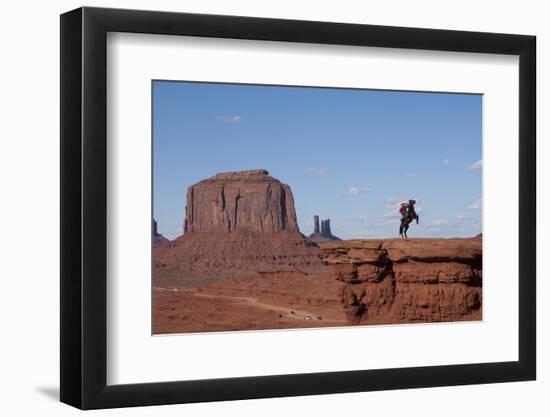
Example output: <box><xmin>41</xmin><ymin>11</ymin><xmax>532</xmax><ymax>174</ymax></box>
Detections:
<box><xmin>321</xmin><ymin>236</ymin><xmax>482</xmax><ymax>324</ymax></box>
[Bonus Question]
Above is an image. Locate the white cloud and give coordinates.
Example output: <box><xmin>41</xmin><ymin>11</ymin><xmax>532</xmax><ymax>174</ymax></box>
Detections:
<box><xmin>384</xmin><ymin>197</ymin><xmax>405</xmax><ymax>217</ymax></box>
<box><xmin>354</xmin><ymin>215</ymin><xmax>396</xmax><ymax>229</ymax></box>
<box><xmin>467</xmin><ymin>198</ymin><xmax>482</xmax><ymax>209</ymax></box>
<box><xmin>304</xmin><ymin>167</ymin><xmax>328</xmax><ymax>175</ymax></box>
<box><xmin>430</xmin><ymin>219</ymin><xmax>450</xmax><ymax>226</ymax></box>
<box><xmin>350</xmin><ymin>200</ymin><xmax>479</xmax><ymax>238</ymax></box>
<box><xmin>346</xmin><ymin>186</ymin><xmax>363</xmax><ymax>196</ymax></box>
<box><xmin>406</xmin><ymin>172</ymin><xmax>417</xmax><ymax>177</ymax></box>
<box><xmin>442</xmin><ymin>159</ymin><xmax>450</xmax><ymax>165</ymax></box>
<box><xmin>384</xmin><ymin>196</ymin><xmax>406</xmax><ymax>214</ymax></box>
<box><xmin>382</xmin><ymin>211</ymin><xmax>398</xmax><ymax>218</ymax></box>
<box><xmin>427</xmin><ymin>214</ymin><xmax>479</xmax><ymax>229</ymax></box>
<box><xmin>384</xmin><ymin>196</ymin><xmax>404</xmax><ymax>209</ymax></box>
<box><xmin>217</xmin><ymin>115</ymin><xmax>242</xmax><ymax>123</ymax></box>
<box><xmin>382</xmin><ymin>196</ymin><xmax>423</xmax><ymax>219</ymax></box>
<box><xmin>385</xmin><ymin>196</ymin><xmax>419</xmax><ymax>210</ymax></box>
<box><xmin>466</xmin><ymin>159</ymin><xmax>482</xmax><ymax>171</ymax></box>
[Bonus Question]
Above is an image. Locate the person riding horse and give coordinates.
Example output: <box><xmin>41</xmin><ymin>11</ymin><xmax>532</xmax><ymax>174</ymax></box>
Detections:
<box><xmin>399</xmin><ymin>199</ymin><xmax>419</xmax><ymax>239</ymax></box>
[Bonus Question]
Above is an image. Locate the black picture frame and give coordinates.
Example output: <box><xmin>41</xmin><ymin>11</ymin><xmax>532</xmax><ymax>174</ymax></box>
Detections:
<box><xmin>60</xmin><ymin>6</ymin><xmax>536</xmax><ymax>410</ymax></box>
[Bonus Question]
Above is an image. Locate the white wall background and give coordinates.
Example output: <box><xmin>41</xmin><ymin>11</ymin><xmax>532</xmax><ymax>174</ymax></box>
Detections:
<box><xmin>0</xmin><ymin>0</ymin><xmax>546</xmax><ymax>415</ymax></box>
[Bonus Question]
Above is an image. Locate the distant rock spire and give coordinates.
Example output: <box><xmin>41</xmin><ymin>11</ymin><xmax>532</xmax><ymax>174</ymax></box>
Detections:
<box><xmin>308</xmin><ymin>216</ymin><xmax>341</xmax><ymax>244</ymax></box>
<box><xmin>320</xmin><ymin>219</ymin><xmax>332</xmax><ymax>237</ymax></box>
<box><xmin>313</xmin><ymin>215</ymin><xmax>320</xmax><ymax>234</ymax></box>
<box><xmin>153</xmin><ymin>218</ymin><xmax>169</xmax><ymax>247</ymax></box>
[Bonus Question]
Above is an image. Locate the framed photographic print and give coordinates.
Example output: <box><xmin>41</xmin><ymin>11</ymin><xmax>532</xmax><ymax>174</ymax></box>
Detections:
<box><xmin>60</xmin><ymin>6</ymin><xmax>536</xmax><ymax>409</ymax></box>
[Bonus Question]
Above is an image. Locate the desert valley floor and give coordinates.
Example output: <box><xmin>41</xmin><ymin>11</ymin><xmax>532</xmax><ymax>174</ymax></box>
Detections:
<box><xmin>153</xmin><ymin>236</ymin><xmax>482</xmax><ymax>334</ymax></box>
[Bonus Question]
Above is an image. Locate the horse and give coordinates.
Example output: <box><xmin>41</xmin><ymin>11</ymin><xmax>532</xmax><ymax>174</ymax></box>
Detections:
<box><xmin>399</xmin><ymin>200</ymin><xmax>419</xmax><ymax>239</ymax></box>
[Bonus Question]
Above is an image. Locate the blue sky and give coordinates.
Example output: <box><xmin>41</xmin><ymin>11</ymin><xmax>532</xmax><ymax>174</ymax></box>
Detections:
<box><xmin>153</xmin><ymin>81</ymin><xmax>482</xmax><ymax>240</ymax></box>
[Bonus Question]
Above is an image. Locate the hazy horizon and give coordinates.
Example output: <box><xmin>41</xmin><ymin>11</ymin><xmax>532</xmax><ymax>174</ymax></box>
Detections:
<box><xmin>153</xmin><ymin>81</ymin><xmax>482</xmax><ymax>241</ymax></box>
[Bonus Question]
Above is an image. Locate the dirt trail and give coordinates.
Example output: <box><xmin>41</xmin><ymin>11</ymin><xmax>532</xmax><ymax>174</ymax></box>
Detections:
<box><xmin>155</xmin><ymin>287</ymin><xmax>346</xmax><ymax>324</ymax></box>
<box><xmin>195</xmin><ymin>292</ymin><xmax>331</xmax><ymax>321</ymax></box>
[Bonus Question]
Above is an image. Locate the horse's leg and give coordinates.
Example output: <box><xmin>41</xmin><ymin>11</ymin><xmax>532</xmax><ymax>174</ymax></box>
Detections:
<box><xmin>404</xmin><ymin>219</ymin><xmax>410</xmax><ymax>239</ymax></box>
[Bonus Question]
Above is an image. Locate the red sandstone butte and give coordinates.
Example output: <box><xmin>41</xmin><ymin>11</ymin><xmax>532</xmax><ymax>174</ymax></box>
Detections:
<box><xmin>184</xmin><ymin>169</ymin><xmax>299</xmax><ymax>234</ymax></box>
<box><xmin>154</xmin><ymin>170</ymin><xmax>323</xmax><ymax>288</ymax></box>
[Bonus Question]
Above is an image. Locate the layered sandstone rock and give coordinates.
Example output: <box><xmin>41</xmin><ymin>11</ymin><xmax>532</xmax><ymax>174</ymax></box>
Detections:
<box><xmin>155</xmin><ymin>170</ymin><xmax>323</xmax><ymax>286</ymax></box>
<box><xmin>183</xmin><ymin>169</ymin><xmax>299</xmax><ymax>234</ymax></box>
<box><xmin>321</xmin><ymin>236</ymin><xmax>482</xmax><ymax>324</ymax></box>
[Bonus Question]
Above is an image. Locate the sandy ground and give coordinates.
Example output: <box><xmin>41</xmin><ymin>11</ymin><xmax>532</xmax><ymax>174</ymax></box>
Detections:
<box><xmin>152</xmin><ymin>271</ymin><xmax>348</xmax><ymax>334</ymax></box>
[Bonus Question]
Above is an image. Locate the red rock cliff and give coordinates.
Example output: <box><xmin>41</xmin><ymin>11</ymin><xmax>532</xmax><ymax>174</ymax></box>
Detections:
<box><xmin>321</xmin><ymin>236</ymin><xmax>482</xmax><ymax>324</ymax></box>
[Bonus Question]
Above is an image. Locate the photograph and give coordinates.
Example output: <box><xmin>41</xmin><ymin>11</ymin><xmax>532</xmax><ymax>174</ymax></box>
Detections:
<box><xmin>1</xmin><ymin>0</ymin><xmax>542</xmax><ymax>413</ymax></box>
<box><xmin>152</xmin><ymin>81</ymin><xmax>483</xmax><ymax>334</ymax></box>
